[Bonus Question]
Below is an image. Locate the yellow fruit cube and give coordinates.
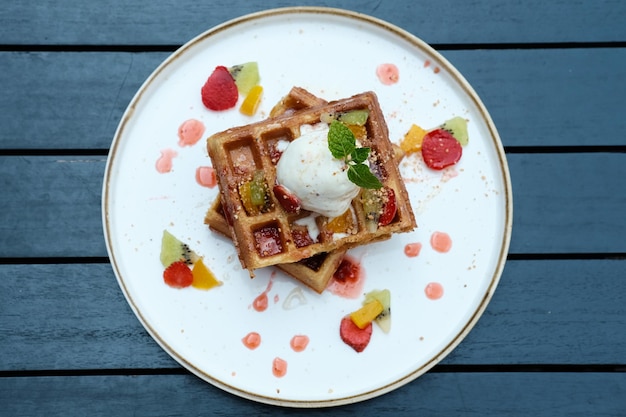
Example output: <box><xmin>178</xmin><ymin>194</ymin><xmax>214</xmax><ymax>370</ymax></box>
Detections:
<box><xmin>400</xmin><ymin>124</ymin><xmax>427</xmax><ymax>154</ymax></box>
<box><xmin>192</xmin><ymin>258</ymin><xmax>222</xmax><ymax>290</ymax></box>
<box><xmin>350</xmin><ymin>299</ymin><xmax>384</xmax><ymax>329</ymax></box>
<box><xmin>240</xmin><ymin>85</ymin><xmax>263</xmax><ymax>116</ymax></box>
<box><xmin>326</xmin><ymin>208</ymin><xmax>355</xmax><ymax>234</ymax></box>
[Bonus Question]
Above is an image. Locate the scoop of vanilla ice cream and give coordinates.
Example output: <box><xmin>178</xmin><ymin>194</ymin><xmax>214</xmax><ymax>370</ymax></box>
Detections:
<box><xmin>276</xmin><ymin>124</ymin><xmax>360</xmax><ymax>218</ymax></box>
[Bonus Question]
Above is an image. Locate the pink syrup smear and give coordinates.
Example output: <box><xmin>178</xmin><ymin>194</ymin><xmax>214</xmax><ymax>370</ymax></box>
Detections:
<box><xmin>376</xmin><ymin>63</ymin><xmax>399</xmax><ymax>85</ymax></box>
<box><xmin>155</xmin><ymin>149</ymin><xmax>177</xmax><ymax>173</ymax></box>
<box><xmin>242</xmin><ymin>332</ymin><xmax>261</xmax><ymax>350</ymax></box>
<box><xmin>177</xmin><ymin>119</ymin><xmax>205</xmax><ymax>147</ymax></box>
<box><xmin>430</xmin><ymin>231</ymin><xmax>452</xmax><ymax>253</ymax></box>
<box><xmin>425</xmin><ymin>282</ymin><xmax>444</xmax><ymax>300</ymax></box>
<box><xmin>326</xmin><ymin>256</ymin><xmax>365</xmax><ymax>299</ymax></box>
<box><xmin>404</xmin><ymin>242</ymin><xmax>422</xmax><ymax>258</ymax></box>
<box><xmin>272</xmin><ymin>357</ymin><xmax>288</xmax><ymax>378</ymax></box>
<box><xmin>290</xmin><ymin>335</ymin><xmax>310</xmax><ymax>352</ymax></box>
<box><xmin>252</xmin><ymin>276</ymin><xmax>274</xmax><ymax>312</ymax></box>
<box><xmin>195</xmin><ymin>166</ymin><xmax>217</xmax><ymax>188</ymax></box>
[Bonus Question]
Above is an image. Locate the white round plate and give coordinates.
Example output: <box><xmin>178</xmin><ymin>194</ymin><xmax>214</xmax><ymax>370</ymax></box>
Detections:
<box><xmin>102</xmin><ymin>7</ymin><xmax>512</xmax><ymax>407</ymax></box>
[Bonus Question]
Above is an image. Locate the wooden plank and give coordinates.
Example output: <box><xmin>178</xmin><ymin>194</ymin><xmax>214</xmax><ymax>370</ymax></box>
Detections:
<box><xmin>1</xmin><ymin>48</ymin><xmax>625</xmax><ymax>150</ymax></box>
<box><xmin>1</xmin><ymin>260</ymin><xmax>624</xmax><ymax>371</ymax></box>
<box><xmin>1</xmin><ymin>1</ymin><xmax>625</xmax><ymax>46</ymax></box>
<box><xmin>1</xmin><ymin>372</ymin><xmax>624</xmax><ymax>416</ymax></box>
<box><xmin>1</xmin><ymin>153</ymin><xmax>624</xmax><ymax>258</ymax></box>
<box><xmin>0</xmin><ymin>52</ymin><xmax>168</xmax><ymax>150</ymax></box>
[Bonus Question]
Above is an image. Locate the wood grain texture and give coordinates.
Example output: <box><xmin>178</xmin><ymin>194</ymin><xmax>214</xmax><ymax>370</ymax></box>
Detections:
<box><xmin>1</xmin><ymin>48</ymin><xmax>625</xmax><ymax>150</ymax></box>
<box><xmin>1</xmin><ymin>153</ymin><xmax>624</xmax><ymax>258</ymax></box>
<box><xmin>1</xmin><ymin>0</ymin><xmax>625</xmax><ymax>46</ymax></box>
<box><xmin>1</xmin><ymin>372</ymin><xmax>625</xmax><ymax>416</ymax></box>
<box><xmin>1</xmin><ymin>259</ymin><xmax>624</xmax><ymax>371</ymax></box>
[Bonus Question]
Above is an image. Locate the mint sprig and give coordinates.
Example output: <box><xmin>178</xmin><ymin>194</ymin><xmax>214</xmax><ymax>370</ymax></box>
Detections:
<box><xmin>328</xmin><ymin>121</ymin><xmax>383</xmax><ymax>189</ymax></box>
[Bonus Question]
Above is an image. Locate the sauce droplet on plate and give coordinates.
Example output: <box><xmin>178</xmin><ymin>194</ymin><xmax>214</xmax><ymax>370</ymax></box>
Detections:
<box><xmin>404</xmin><ymin>242</ymin><xmax>422</xmax><ymax>257</ymax></box>
<box><xmin>376</xmin><ymin>63</ymin><xmax>399</xmax><ymax>85</ymax></box>
<box><xmin>242</xmin><ymin>332</ymin><xmax>261</xmax><ymax>350</ymax></box>
<box><xmin>252</xmin><ymin>277</ymin><xmax>274</xmax><ymax>312</ymax></box>
<box><xmin>326</xmin><ymin>256</ymin><xmax>365</xmax><ymax>299</ymax></box>
<box><xmin>430</xmin><ymin>231</ymin><xmax>452</xmax><ymax>253</ymax></box>
<box><xmin>290</xmin><ymin>335</ymin><xmax>310</xmax><ymax>352</ymax></box>
<box><xmin>272</xmin><ymin>357</ymin><xmax>287</xmax><ymax>378</ymax></box>
<box><xmin>195</xmin><ymin>166</ymin><xmax>217</xmax><ymax>188</ymax></box>
<box><xmin>425</xmin><ymin>282</ymin><xmax>444</xmax><ymax>300</ymax></box>
<box><xmin>178</xmin><ymin>119</ymin><xmax>205</xmax><ymax>146</ymax></box>
<box><xmin>156</xmin><ymin>149</ymin><xmax>177</xmax><ymax>173</ymax></box>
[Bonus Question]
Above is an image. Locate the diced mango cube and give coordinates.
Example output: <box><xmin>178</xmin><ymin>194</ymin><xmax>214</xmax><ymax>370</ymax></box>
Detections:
<box><xmin>347</xmin><ymin>124</ymin><xmax>367</xmax><ymax>141</ymax></box>
<box><xmin>400</xmin><ymin>124</ymin><xmax>428</xmax><ymax>154</ymax></box>
<box><xmin>326</xmin><ymin>208</ymin><xmax>355</xmax><ymax>234</ymax></box>
<box><xmin>192</xmin><ymin>258</ymin><xmax>222</xmax><ymax>290</ymax></box>
<box><xmin>240</xmin><ymin>85</ymin><xmax>263</xmax><ymax>116</ymax></box>
<box><xmin>350</xmin><ymin>299</ymin><xmax>384</xmax><ymax>329</ymax></box>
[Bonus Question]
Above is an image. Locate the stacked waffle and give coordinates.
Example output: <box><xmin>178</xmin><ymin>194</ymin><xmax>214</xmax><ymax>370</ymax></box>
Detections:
<box><xmin>205</xmin><ymin>87</ymin><xmax>416</xmax><ymax>292</ymax></box>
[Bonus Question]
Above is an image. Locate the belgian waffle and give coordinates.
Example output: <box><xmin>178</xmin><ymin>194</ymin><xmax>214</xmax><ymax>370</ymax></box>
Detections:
<box><xmin>205</xmin><ymin>87</ymin><xmax>345</xmax><ymax>293</ymax></box>
<box><xmin>207</xmin><ymin>90</ymin><xmax>416</xmax><ymax>272</ymax></box>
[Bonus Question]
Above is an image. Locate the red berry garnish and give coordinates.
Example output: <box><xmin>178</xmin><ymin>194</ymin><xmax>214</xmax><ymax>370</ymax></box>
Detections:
<box><xmin>339</xmin><ymin>316</ymin><xmax>372</xmax><ymax>353</ymax></box>
<box><xmin>163</xmin><ymin>261</ymin><xmax>193</xmax><ymax>288</ymax></box>
<box><xmin>291</xmin><ymin>226</ymin><xmax>315</xmax><ymax>248</ymax></box>
<box><xmin>421</xmin><ymin>128</ymin><xmax>463</xmax><ymax>170</ymax></box>
<box><xmin>200</xmin><ymin>66</ymin><xmax>239</xmax><ymax>111</ymax></box>
<box><xmin>378</xmin><ymin>187</ymin><xmax>397</xmax><ymax>226</ymax></box>
<box><xmin>254</xmin><ymin>226</ymin><xmax>283</xmax><ymax>257</ymax></box>
<box><xmin>273</xmin><ymin>184</ymin><xmax>302</xmax><ymax>213</ymax></box>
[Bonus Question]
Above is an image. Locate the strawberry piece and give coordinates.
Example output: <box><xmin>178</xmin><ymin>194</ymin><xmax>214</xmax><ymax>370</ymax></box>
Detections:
<box><xmin>163</xmin><ymin>261</ymin><xmax>193</xmax><ymax>288</ymax></box>
<box><xmin>339</xmin><ymin>315</ymin><xmax>373</xmax><ymax>353</ymax></box>
<box><xmin>200</xmin><ymin>66</ymin><xmax>239</xmax><ymax>111</ymax></box>
<box><xmin>291</xmin><ymin>225</ymin><xmax>315</xmax><ymax>248</ymax></box>
<box><xmin>254</xmin><ymin>226</ymin><xmax>283</xmax><ymax>257</ymax></box>
<box><xmin>421</xmin><ymin>128</ymin><xmax>463</xmax><ymax>170</ymax></box>
<box><xmin>378</xmin><ymin>187</ymin><xmax>397</xmax><ymax>226</ymax></box>
<box><xmin>273</xmin><ymin>184</ymin><xmax>301</xmax><ymax>213</ymax></box>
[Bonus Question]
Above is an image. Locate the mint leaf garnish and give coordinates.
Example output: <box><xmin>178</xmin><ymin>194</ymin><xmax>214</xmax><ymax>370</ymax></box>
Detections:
<box><xmin>327</xmin><ymin>121</ymin><xmax>382</xmax><ymax>189</ymax></box>
<box><xmin>348</xmin><ymin>164</ymin><xmax>383</xmax><ymax>189</ymax></box>
<box><xmin>351</xmin><ymin>147</ymin><xmax>370</xmax><ymax>164</ymax></box>
<box><xmin>328</xmin><ymin>121</ymin><xmax>355</xmax><ymax>159</ymax></box>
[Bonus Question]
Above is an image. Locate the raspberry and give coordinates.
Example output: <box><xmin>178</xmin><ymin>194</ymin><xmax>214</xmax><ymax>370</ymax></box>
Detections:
<box><xmin>163</xmin><ymin>261</ymin><xmax>193</xmax><ymax>288</ymax></box>
<box><xmin>200</xmin><ymin>66</ymin><xmax>239</xmax><ymax>111</ymax></box>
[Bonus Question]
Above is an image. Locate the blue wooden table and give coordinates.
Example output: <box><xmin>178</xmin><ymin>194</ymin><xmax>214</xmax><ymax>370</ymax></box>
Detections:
<box><xmin>1</xmin><ymin>1</ymin><xmax>625</xmax><ymax>415</ymax></box>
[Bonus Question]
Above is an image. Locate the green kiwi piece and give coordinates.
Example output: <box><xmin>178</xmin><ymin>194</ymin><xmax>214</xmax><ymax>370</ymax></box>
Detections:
<box><xmin>338</xmin><ymin>110</ymin><xmax>369</xmax><ymax>126</ymax></box>
<box><xmin>228</xmin><ymin>62</ymin><xmax>260</xmax><ymax>95</ymax></box>
<box><xmin>160</xmin><ymin>230</ymin><xmax>200</xmax><ymax>267</ymax></box>
<box><xmin>440</xmin><ymin>116</ymin><xmax>469</xmax><ymax>146</ymax></box>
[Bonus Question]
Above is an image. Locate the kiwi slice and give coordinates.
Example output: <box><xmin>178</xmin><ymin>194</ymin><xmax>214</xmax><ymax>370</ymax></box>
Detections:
<box><xmin>364</xmin><ymin>289</ymin><xmax>391</xmax><ymax>333</ymax></box>
<box><xmin>228</xmin><ymin>62</ymin><xmax>260</xmax><ymax>95</ymax></box>
<box><xmin>160</xmin><ymin>230</ymin><xmax>200</xmax><ymax>267</ymax></box>
<box><xmin>440</xmin><ymin>116</ymin><xmax>469</xmax><ymax>146</ymax></box>
<box><xmin>338</xmin><ymin>110</ymin><xmax>369</xmax><ymax>126</ymax></box>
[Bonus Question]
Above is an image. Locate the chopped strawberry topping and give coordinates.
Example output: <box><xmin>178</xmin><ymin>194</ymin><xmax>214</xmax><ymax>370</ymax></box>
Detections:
<box><xmin>421</xmin><ymin>128</ymin><xmax>462</xmax><ymax>170</ymax></box>
<box><xmin>200</xmin><ymin>66</ymin><xmax>239</xmax><ymax>111</ymax></box>
<box><xmin>254</xmin><ymin>226</ymin><xmax>283</xmax><ymax>257</ymax></box>
<box><xmin>291</xmin><ymin>225</ymin><xmax>315</xmax><ymax>248</ymax></box>
<box><xmin>273</xmin><ymin>184</ymin><xmax>301</xmax><ymax>213</ymax></box>
<box><xmin>339</xmin><ymin>316</ymin><xmax>373</xmax><ymax>353</ymax></box>
<box><xmin>378</xmin><ymin>187</ymin><xmax>397</xmax><ymax>226</ymax></box>
<box><xmin>163</xmin><ymin>261</ymin><xmax>193</xmax><ymax>288</ymax></box>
